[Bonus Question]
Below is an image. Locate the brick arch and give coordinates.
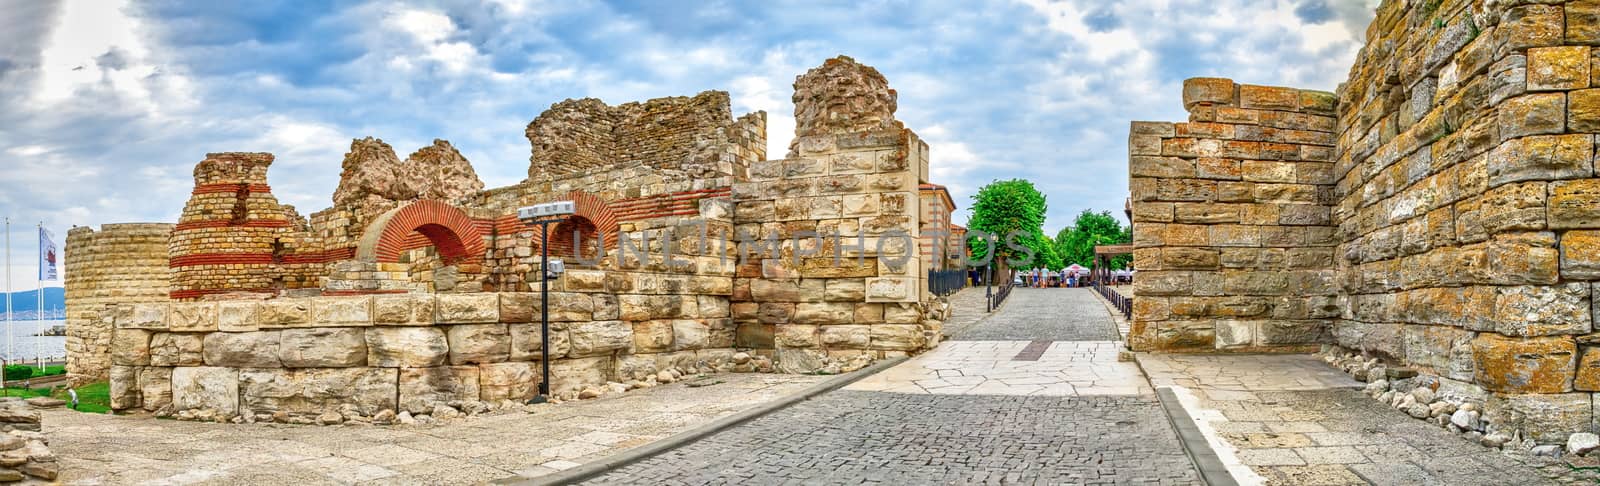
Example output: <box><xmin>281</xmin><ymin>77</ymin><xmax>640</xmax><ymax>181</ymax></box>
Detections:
<box><xmin>357</xmin><ymin>200</ymin><xmax>486</xmax><ymax>264</ymax></box>
<box><xmin>529</xmin><ymin>191</ymin><xmax>620</xmax><ymax>251</ymax></box>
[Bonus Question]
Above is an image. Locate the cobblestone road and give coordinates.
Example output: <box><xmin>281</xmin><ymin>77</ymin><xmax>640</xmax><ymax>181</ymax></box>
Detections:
<box><xmin>588</xmin><ymin>286</ymin><xmax>1199</xmax><ymax>485</ymax></box>
<box><xmin>586</xmin><ymin>391</ymin><xmax>1202</xmax><ymax>485</ymax></box>
<box><xmin>950</xmin><ymin>288</ymin><xmax>1120</xmax><ymax>341</ymax></box>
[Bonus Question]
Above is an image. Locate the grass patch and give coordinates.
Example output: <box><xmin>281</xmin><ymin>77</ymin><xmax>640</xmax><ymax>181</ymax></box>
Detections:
<box><xmin>54</xmin><ymin>382</ymin><xmax>111</xmax><ymax>414</ymax></box>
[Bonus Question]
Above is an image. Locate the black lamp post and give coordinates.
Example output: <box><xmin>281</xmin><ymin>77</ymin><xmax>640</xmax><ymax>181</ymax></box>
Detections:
<box><xmin>517</xmin><ymin>201</ymin><xmax>575</xmax><ymax>404</ymax></box>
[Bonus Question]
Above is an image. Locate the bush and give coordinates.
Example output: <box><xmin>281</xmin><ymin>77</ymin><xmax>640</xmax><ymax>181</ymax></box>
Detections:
<box><xmin>3</xmin><ymin>365</ymin><xmax>31</xmax><ymax>382</ymax></box>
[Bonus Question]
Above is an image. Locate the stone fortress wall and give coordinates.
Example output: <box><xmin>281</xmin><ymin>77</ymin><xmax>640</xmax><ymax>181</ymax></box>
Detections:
<box><xmin>63</xmin><ymin>224</ymin><xmax>174</xmax><ymax>382</ymax></box>
<box><xmin>1131</xmin><ymin>0</ymin><xmax>1600</xmax><ymax>443</ymax></box>
<box><xmin>1128</xmin><ymin>80</ymin><xmax>1341</xmax><ymax>353</ymax></box>
<box><xmin>69</xmin><ymin>56</ymin><xmax>945</xmax><ymax>421</ymax></box>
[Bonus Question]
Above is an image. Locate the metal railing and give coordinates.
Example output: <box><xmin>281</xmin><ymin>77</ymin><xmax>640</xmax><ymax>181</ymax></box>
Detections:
<box><xmin>1094</xmin><ymin>281</ymin><xmax>1133</xmax><ymax>320</ymax></box>
<box><xmin>928</xmin><ymin>269</ymin><xmax>966</xmax><ymax>297</ymax></box>
<box><xmin>989</xmin><ymin>280</ymin><xmax>1013</xmax><ymax>311</ymax></box>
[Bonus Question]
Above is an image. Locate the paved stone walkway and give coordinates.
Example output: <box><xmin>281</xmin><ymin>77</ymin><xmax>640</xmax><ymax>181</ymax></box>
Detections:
<box><xmin>951</xmin><ymin>288</ymin><xmax>1121</xmax><ymax>341</ymax></box>
<box><xmin>845</xmin><ymin>340</ymin><xmax>1148</xmax><ymax>396</ymax></box>
<box><xmin>586</xmin><ymin>391</ymin><xmax>1202</xmax><ymax>485</ymax></box>
<box><xmin>44</xmin><ymin>373</ymin><xmax>826</xmax><ymax>485</ymax></box>
<box><xmin>1140</xmin><ymin>354</ymin><xmax>1553</xmax><ymax>485</ymax></box>
<box><xmin>936</xmin><ymin>286</ymin><xmax>990</xmax><ymax>337</ymax></box>
<box><xmin>592</xmin><ymin>284</ymin><xmax>1198</xmax><ymax>484</ymax></box>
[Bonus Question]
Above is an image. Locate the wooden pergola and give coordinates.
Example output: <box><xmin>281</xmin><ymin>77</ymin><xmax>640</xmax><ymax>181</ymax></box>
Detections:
<box><xmin>1092</xmin><ymin>244</ymin><xmax>1132</xmax><ymax>284</ymax></box>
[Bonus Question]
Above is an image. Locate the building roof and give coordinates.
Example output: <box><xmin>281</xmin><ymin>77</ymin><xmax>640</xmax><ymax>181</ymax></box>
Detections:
<box><xmin>919</xmin><ymin>183</ymin><xmax>956</xmax><ymax>211</ymax></box>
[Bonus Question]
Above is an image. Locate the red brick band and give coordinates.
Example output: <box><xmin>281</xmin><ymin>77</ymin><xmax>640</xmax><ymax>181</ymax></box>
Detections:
<box><xmin>173</xmin><ymin>219</ymin><xmax>292</xmax><ymax>231</ymax></box>
<box><xmin>192</xmin><ymin>183</ymin><xmax>272</xmax><ymax>195</ymax></box>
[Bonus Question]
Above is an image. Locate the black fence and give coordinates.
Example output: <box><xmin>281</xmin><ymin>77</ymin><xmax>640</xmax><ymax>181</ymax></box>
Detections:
<box><xmin>928</xmin><ymin>269</ymin><xmax>966</xmax><ymax>297</ymax></box>
<box><xmin>1094</xmin><ymin>281</ymin><xmax>1133</xmax><ymax>320</ymax></box>
<box><xmin>989</xmin><ymin>280</ymin><xmax>1013</xmax><ymax>312</ymax></box>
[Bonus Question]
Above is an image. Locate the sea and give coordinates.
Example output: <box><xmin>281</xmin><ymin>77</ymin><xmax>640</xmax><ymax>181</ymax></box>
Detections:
<box><xmin>0</xmin><ymin>320</ymin><xmax>65</xmax><ymax>363</ymax></box>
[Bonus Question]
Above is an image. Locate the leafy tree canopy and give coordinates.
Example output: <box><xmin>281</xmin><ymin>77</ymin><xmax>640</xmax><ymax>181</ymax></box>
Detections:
<box><xmin>1054</xmin><ymin>210</ymin><xmax>1132</xmax><ymax>269</ymax></box>
<box><xmin>965</xmin><ymin>179</ymin><xmax>1047</xmax><ymax>267</ymax></box>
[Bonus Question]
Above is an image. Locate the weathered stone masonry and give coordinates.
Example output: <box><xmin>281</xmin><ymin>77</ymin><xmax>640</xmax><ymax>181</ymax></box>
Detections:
<box><xmin>69</xmin><ymin>56</ymin><xmax>947</xmax><ymax>421</ymax></box>
<box><xmin>1131</xmin><ymin>0</ymin><xmax>1600</xmax><ymax>443</ymax></box>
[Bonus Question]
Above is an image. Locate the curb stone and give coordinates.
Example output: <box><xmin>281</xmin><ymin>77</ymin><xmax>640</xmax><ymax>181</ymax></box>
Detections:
<box><xmin>498</xmin><ymin>355</ymin><xmax>911</xmax><ymax>486</ymax></box>
<box><xmin>1154</xmin><ymin>386</ymin><xmax>1239</xmax><ymax>486</ymax></box>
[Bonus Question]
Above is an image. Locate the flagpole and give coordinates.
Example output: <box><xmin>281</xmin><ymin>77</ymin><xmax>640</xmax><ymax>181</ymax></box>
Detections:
<box><xmin>4</xmin><ymin>217</ymin><xmax>10</xmax><ymax>389</ymax></box>
<box><xmin>35</xmin><ymin>223</ymin><xmax>42</xmax><ymax>371</ymax></box>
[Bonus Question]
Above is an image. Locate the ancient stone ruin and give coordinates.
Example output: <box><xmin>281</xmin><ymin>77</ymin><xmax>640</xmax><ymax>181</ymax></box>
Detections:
<box><xmin>1130</xmin><ymin>0</ymin><xmax>1600</xmax><ymax>445</ymax></box>
<box><xmin>65</xmin><ymin>56</ymin><xmax>948</xmax><ymax>422</ymax></box>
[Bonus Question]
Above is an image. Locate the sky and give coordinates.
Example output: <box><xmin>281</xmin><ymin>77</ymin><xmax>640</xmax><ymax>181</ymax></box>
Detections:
<box><xmin>0</xmin><ymin>0</ymin><xmax>1379</xmax><ymax>290</ymax></box>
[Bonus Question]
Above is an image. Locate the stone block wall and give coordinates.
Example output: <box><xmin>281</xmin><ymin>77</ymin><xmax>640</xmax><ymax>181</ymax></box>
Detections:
<box><xmin>525</xmin><ymin>91</ymin><xmax>765</xmax><ymax>181</ymax></box>
<box><xmin>730</xmin><ymin>57</ymin><xmax>937</xmax><ymax>373</ymax></box>
<box><xmin>1127</xmin><ymin>78</ymin><xmax>1340</xmax><ymax>352</ymax></box>
<box><xmin>1328</xmin><ymin>0</ymin><xmax>1600</xmax><ymax>443</ymax></box>
<box><xmin>106</xmin><ymin>292</ymin><xmax>755</xmax><ymax>418</ymax></box>
<box><xmin>64</xmin><ymin>224</ymin><xmax>173</xmax><ymax>382</ymax></box>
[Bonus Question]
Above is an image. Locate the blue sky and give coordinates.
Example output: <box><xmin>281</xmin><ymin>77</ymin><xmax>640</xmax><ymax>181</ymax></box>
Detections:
<box><xmin>0</xmin><ymin>0</ymin><xmax>1378</xmax><ymax>289</ymax></box>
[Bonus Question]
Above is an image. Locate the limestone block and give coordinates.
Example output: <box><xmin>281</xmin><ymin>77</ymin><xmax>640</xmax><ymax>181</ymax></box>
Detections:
<box><xmin>171</xmin><ymin>366</ymin><xmax>239</xmax><ymax>415</ymax></box>
<box><xmin>1576</xmin><ymin>346</ymin><xmax>1600</xmax><ymax>391</ymax></box>
<box><xmin>1495</xmin><ymin>283</ymin><xmax>1592</xmax><ymax>336</ymax></box>
<box><xmin>239</xmin><ymin>368</ymin><xmax>397</xmax><ymax>416</ymax></box>
<box><xmin>823</xmin><ymin>279</ymin><xmax>866</xmax><ymax>301</ymax></box>
<box><xmin>435</xmin><ymin>294</ymin><xmax>498</xmax><ymax>324</ymax></box>
<box><xmin>111</xmin><ymin>329</ymin><xmax>152</xmax><ymax>366</ymax></box>
<box><xmin>1527</xmin><ymin>46</ymin><xmax>1590</xmax><ymax>91</ymax></box>
<box><xmin>775</xmin><ymin>347</ymin><xmax>827</xmax><ymax>373</ymax></box>
<box><xmin>1182</xmin><ymin>77</ymin><xmax>1235</xmax><ymax>109</ymax></box>
<box><xmin>615</xmin><ymin>354</ymin><xmax>658</xmax><ymax>381</ymax></box>
<box><xmin>775</xmin><ymin>325</ymin><xmax>819</xmax><ymax>348</ymax></box>
<box><xmin>1488</xmin><ymin>135</ymin><xmax>1593</xmax><ymax>186</ymax></box>
<box><xmin>1161</xmin><ymin>248</ymin><xmax>1219</xmax><ymax>269</ymax></box>
<box><xmin>864</xmin><ymin>277</ymin><xmax>913</xmax><ymax>302</ymax></box>
<box><xmin>1214</xmin><ymin>320</ymin><xmax>1254</xmax><ymax>349</ymax></box>
<box><xmin>793</xmin><ymin>302</ymin><xmax>855</xmax><ymax>325</ymax></box>
<box><xmin>139</xmin><ymin>366</ymin><xmax>172</xmax><ymax>412</ymax></box>
<box><xmin>757</xmin><ymin>303</ymin><xmax>795</xmax><ymax>324</ymax></box>
<box><xmin>869</xmin><ymin>324</ymin><xmax>925</xmax><ymax>351</ymax></box>
<box><xmin>202</xmin><ymin>331</ymin><xmax>282</xmax><ymax>368</ymax></box>
<box><xmin>1551</xmin><ymin>179</ymin><xmax>1600</xmax><ymax>229</ymax></box>
<box><xmin>365</xmin><ymin>327</ymin><xmax>449</xmax><ymax>367</ymax></box>
<box><xmin>399</xmin><ymin>366</ymin><xmax>481</xmax><ymax>414</ymax></box>
<box><xmin>737</xmin><ymin>323</ymin><xmax>775</xmax><ymax>348</ymax></box>
<box><xmin>750</xmin><ymin>279</ymin><xmax>802</xmax><ymax>302</ymax></box>
<box><xmin>307</xmin><ymin>297</ymin><xmax>370</xmax><ymax>327</ymax></box>
<box><xmin>1402</xmin><ymin>325</ymin><xmax>1475</xmax><ymax>382</ymax></box>
<box><xmin>549</xmin><ymin>357</ymin><xmax>609</xmax><ymax>397</ymax></box>
<box><xmin>1173</xmin><ymin>203</ymin><xmax>1240</xmax><ymax>224</ymax></box>
<box><xmin>593</xmin><ymin>294</ymin><xmax>621</xmax><ymax>320</ymax></box>
<box><xmin>1130</xmin><ymin>157</ymin><xmax>1195</xmax><ymax>178</ymax></box>
<box><xmin>671</xmin><ymin>320</ymin><xmax>710</xmax><ymax>350</ymax></box>
<box><xmin>1563</xmin><ymin>231</ymin><xmax>1600</xmax><ymax>279</ymax></box>
<box><xmin>510</xmin><ymin>322</ymin><xmax>570</xmax><ymax>360</ymax></box>
<box><xmin>119</xmin><ymin>303</ymin><xmax>168</xmax><ymax>330</ymax></box>
<box><xmin>373</xmin><ymin>294</ymin><xmax>434</xmax><ymax>325</ymax></box>
<box><xmin>1569</xmin><ymin>88</ymin><xmax>1600</xmax><ymax>131</ymax></box>
<box><xmin>632</xmin><ymin>321</ymin><xmax>674</xmax><ymax>353</ymax></box>
<box><xmin>445</xmin><ymin>324</ymin><xmax>510</xmax><ymax>365</ymax></box>
<box><xmin>276</xmin><ymin>328</ymin><xmax>366</xmax><ymax>368</ymax></box>
<box><xmin>1497</xmin><ymin>93</ymin><xmax>1566</xmax><ymax>140</ymax></box>
<box><xmin>696</xmin><ymin>295</ymin><xmax>729</xmax><ymax>318</ymax></box>
<box><xmin>1481</xmin><ymin>182</ymin><xmax>1547</xmax><ymax>232</ymax></box>
<box><xmin>1483</xmin><ymin>392</ymin><xmax>1591</xmax><ymax>443</ymax></box>
<box><xmin>1470</xmin><ymin>333</ymin><xmax>1575</xmax><ymax>393</ymax></box>
<box><xmin>1256</xmin><ymin>320</ymin><xmax>1327</xmax><ymax>345</ymax></box>
<box><xmin>820</xmin><ymin>325</ymin><xmax>870</xmax><ymax>348</ymax></box>
<box><xmin>168</xmin><ymin>303</ymin><xmax>218</xmax><ymax>332</ymax></box>
<box><xmin>148</xmin><ymin>333</ymin><xmax>203</xmax><ymax>367</ymax></box>
<box><xmin>217</xmin><ymin>302</ymin><xmax>260</xmax><ymax>332</ymax></box>
<box><xmin>109</xmin><ymin>365</ymin><xmax>141</xmax><ymax>410</ymax></box>
<box><xmin>568</xmin><ymin>320</ymin><xmax>632</xmax><ymax>357</ymax></box>
<box><xmin>258</xmin><ymin>299</ymin><xmax>311</xmax><ymax>327</ymax></box>
<box><xmin>884</xmin><ymin>303</ymin><xmax>922</xmax><ymax>324</ymax></box>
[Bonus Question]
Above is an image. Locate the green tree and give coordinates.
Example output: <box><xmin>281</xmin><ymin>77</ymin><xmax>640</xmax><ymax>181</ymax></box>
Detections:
<box><xmin>965</xmin><ymin>179</ymin><xmax>1048</xmax><ymax>270</ymax></box>
<box><xmin>1056</xmin><ymin>210</ymin><xmax>1132</xmax><ymax>269</ymax></box>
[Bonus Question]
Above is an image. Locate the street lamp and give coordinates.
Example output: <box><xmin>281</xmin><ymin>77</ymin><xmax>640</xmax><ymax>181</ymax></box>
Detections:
<box><xmin>517</xmin><ymin>200</ymin><xmax>575</xmax><ymax>404</ymax></box>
